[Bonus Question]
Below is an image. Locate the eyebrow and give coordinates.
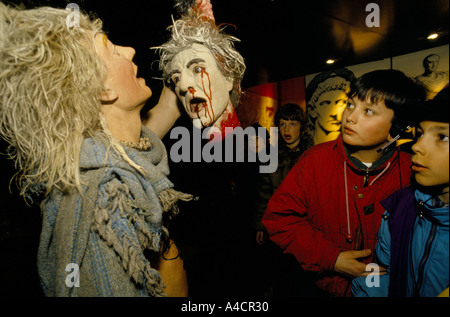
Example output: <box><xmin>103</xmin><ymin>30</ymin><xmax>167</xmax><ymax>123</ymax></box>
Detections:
<box><xmin>366</xmin><ymin>101</ymin><xmax>381</xmax><ymax>108</ymax></box>
<box><xmin>167</xmin><ymin>69</ymin><xmax>180</xmax><ymax>78</ymax></box>
<box><xmin>418</xmin><ymin>124</ymin><xmax>449</xmax><ymax>132</ymax></box>
<box><xmin>102</xmin><ymin>34</ymin><xmax>108</xmax><ymax>47</ymax></box>
<box><xmin>186</xmin><ymin>58</ymin><xmax>206</xmax><ymax>69</ymax></box>
<box><xmin>167</xmin><ymin>58</ymin><xmax>206</xmax><ymax>79</ymax></box>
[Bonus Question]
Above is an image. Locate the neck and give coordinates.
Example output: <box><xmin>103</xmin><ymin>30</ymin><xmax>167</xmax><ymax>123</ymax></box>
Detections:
<box><xmin>102</xmin><ymin>105</ymin><xmax>142</xmax><ymax>143</ymax></box>
<box><xmin>348</xmin><ymin>145</ymin><xmax>384</xmax><ymax>164</ymax></box>
<box><xmin>314</xmin><ymin>121</ymin><xmax>340</xmax><ymax>145</ymax></box>
<box><xmin>285</xmin><ymin>138</ymin><xmax>300</xmax><ymax>150</ymax></box>
<box><xmin>207</xmin><ymin>102</ymin><xmax>240</xmax><ymax>141</ymax></box>
<box><xmin>439</xmin><ymin>186</ymin><xmax>449</xmax><ymax>205</ymax></box>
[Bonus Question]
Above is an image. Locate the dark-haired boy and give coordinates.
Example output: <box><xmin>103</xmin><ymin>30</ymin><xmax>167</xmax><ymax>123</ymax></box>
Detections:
<box><xmin>352</xmin><ymin>87</ymin><xmax>449</xmax><ymax>297</ymax></box>
<box><xmin>263</xmin><ymin>70</ymin><xmax>426</xmax><ymax>296</ymax></box>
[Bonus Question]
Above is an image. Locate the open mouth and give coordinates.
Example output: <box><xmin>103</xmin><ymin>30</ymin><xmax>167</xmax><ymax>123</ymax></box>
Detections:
<box><xmin>189</xmin><ymin>97</ymin><xmax>208</xmax><ymax>113</ymax></box>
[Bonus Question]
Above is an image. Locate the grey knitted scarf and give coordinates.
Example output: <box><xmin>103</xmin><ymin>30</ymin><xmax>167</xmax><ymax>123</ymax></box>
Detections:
<box><xmin>37</xmin><ymin>126</ymin><xmax>192</xmax><ymax>296</ymax></box>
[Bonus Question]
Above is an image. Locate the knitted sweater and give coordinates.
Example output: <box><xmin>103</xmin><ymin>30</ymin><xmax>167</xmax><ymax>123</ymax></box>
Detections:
<box><xmin>37</xmin><ymin>126</ymin><xmax>191</xmax><ymax>297</ymax></box>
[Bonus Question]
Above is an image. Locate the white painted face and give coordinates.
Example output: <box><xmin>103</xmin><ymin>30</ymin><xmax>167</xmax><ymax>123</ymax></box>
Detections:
<box><xmin>168</xmin><ymin>43</ymin><xmax>234</xmax><ymax>128</ymax></box>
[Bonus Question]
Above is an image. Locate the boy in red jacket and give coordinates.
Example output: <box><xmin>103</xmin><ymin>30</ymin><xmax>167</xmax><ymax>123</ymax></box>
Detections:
<box><xmin>262</xmin><ymin>69</ymin><xmax>426</xmax><ymax>296</ymax></box>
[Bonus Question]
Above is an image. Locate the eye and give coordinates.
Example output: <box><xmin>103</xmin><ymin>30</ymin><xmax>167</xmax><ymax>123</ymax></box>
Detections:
<box><xmin>113</xmin><ymin>45</ymin><xmax>120</xmax><ymax>56</ymax></box>
<box><xmin>414</xmin><ymin>129</ymin><xmax>424</xmax><ymax>140</ymax></box>
<box><xmin>347</xmin><ymin>102</ymin><xmax>355</xmax><ymax>109</ymax></box>
<box><xmin>365</xmin><ymin>109</ymin><xmax>375</xmax><ymax>116</ymax></box>
<box><xmin>171</xmin><ymin>74</ymin><xmax>181</xmax><ymax>85</ymax></box>
<box><xmin>439</xmin><ymin>134</ymin><xmax>449</xmax><ymax>142</ymax></box>
<box><xmin>338</xmin><ymin>99</ymin><xmax>348</xmax><ymax>108</ymax></box>
<box><xmin>193</xmin><ymin>65</ymin><xmax>205</xmax><ymax>74</ymax></box>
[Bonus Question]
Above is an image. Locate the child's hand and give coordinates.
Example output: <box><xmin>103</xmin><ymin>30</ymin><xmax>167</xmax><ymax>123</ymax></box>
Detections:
<box><xmin>334</xmin><ymin>249</ymin><xmax>386</xmax><ymax>278</ymax></box>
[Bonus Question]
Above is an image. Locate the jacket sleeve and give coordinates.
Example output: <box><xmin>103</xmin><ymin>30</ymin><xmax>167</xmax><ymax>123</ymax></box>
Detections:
<box><xmin>351</xmin><ymin>210</ymin><xmax>391</xmax><ymax>297</ymax></box>
<box><xmin>262</xmin><ymin>158</ymin><xmax>341</xmax><ymax>273</ymax></box>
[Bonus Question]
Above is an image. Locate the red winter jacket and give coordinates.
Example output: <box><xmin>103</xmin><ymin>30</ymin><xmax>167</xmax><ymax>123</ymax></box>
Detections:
<box><xmin>262</xmin><ymin>136</ymin><xmax>411</xmax><ymax>297</ymax></box>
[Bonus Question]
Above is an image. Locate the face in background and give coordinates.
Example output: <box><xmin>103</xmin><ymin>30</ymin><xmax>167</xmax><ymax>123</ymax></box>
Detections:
<box><xmin>424</xmin><ymin>55</ymin><xmax>440</xmax><ymax>74</ymax></box>
<box><xmin>411</xmin><ymin>121</ymin><xmax>449</xmax><ymax>187</ymax></box>
<box><xmin>279</xmin><ymin>119</ymin><xmax>301</xmax><ymax>149</ymax></box>
<box><xmin>341</xmin><ymin>96</ymin><xmax>394</xmax><ymax>149</ymax></box>
<box><xmin>315</xmin><ymin>89</ymin><xmax>348</xmax><ymax>135</ymax></box>
<box><xmin>95</xmin><ymin>33</ymin><xmax>152</xmax><ymax>110</ymax></box>
<box><xmin>168</xmin><ymin>43</ymin><xmax>234</xmax><ymax>128</ymax></box>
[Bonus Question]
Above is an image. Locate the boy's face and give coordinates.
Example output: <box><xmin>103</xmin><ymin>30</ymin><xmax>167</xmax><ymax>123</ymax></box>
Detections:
<box><xmin>341</xmin><ymin>97</ymin><xmax>394</xmax><ymax>148</ymax></box>
<box><xmin>411</xmin><ymin>121</ymin><xmax>449</xmax><ymax>187</ymax></box>
<box><xmin>279</xmin><ymin>119</ymin><xmax>301</xmax><ymax>146</ymax></box>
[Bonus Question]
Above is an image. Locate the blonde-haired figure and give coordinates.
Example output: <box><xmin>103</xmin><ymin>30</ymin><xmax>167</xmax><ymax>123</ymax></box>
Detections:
<box><xmin>0</xmin><ymin>3</ymin><xmax>190</xmax><ymax>296</ymax></box>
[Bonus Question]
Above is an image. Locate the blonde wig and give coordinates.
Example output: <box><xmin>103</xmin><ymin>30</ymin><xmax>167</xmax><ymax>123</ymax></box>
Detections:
<box><xmin>154</xmin><ymin>14</ymin><xmax>246</xmax><ymax>107</ymax></box>
<box><xmin>0</xmin><ymin>4</ymin><xmax>107</xmax><ymax>199</ymax></box>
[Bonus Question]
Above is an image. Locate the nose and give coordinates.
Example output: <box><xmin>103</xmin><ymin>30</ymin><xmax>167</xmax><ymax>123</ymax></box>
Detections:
<box><xmin>412</xmin><ymin>136</ymin><xmax>425</xmax><ymax>155</ymax></box>
<box><xmin>178</xmin><ymin>70</ymin><xmax>195</xmax><ymax>95</ymax></box>
<box><xmin>125</xmin><ymin>47</ymin><xmax>136</xmax><ymax>60</ymax></box>
<box><xmin>335</xmin><ymin>101</ymin><xmax>347</xmax><ymax>120</ymax></box>
<box><xmin>335</xmin><ymin>109</ymin><xmax>345</xmax><ymax>122</ymax></box>
<box><xmin>117</xmin><ymin>45</ymin><xmax>135</xmax><ymax>60</ymax></box>
<box><xmin>344</xmin><ymin>108</ymin><xmax>357</xmax><ymax>124</ymax></box>
<box><xmin>280</xmin><ymin>125</ymin><xmax>289</xmax><ymax>134</ymax></box>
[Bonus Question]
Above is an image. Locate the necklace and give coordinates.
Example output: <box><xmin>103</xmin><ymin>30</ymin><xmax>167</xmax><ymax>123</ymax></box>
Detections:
<box><xmin>120</xmin><ymin>137</ymin><xmax>152</xmax><ymax>151</ymax></box>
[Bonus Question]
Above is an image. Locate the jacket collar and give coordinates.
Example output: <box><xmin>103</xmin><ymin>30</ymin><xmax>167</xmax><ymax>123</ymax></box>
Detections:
<box><xmin>334</xmin><ymin>135</ymin><xmax>398</xmax><ymax>173</ymax></box>
<box><xmin>415</xmin><ymin>189</ymin><xmax>449</xmax><ymax>226</ymax></box>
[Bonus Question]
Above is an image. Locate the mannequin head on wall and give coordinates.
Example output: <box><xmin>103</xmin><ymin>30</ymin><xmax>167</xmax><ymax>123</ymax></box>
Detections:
<box><xmin>155</xmin><ymin>9</ymin><xmax>246</xmax><ymax>138</ymax></box>
<box><xmin>306</xmin><ymin>68</ymin><xmax>356</xmax><ymax>145</ymax></box>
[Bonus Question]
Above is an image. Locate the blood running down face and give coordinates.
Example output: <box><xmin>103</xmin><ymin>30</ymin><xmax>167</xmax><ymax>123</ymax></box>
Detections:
<box><xmin>168</xmin><ymin>43</ymin><xmax>235</xmax><ymax>130</ymax></box>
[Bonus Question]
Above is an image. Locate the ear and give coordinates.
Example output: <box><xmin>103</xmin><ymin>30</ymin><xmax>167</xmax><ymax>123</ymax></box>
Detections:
<box><xmin>307</xmin><ymin>104</ymin><xmax>318</xmax><ymax>119</ymax></box>
<box><xmin>225</xmin><ymin>76</ymin><xmax>234</xmax><ymax>93</ymax></box>
<box><xmin>99</xmin><ymin>88</ymin><xmax>119</xmax><ymax>105</ymax></box>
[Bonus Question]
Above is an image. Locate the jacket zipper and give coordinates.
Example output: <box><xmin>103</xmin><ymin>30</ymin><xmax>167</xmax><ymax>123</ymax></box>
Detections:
<box><xmin>363</xmin><ymin>168</ymin><xmax>370</xmax><ymax>187</ymax></box>
<box><xmin>412</xmin><ymin>219</ymin><xmax>437</xmax><ymax>297</ymax></box>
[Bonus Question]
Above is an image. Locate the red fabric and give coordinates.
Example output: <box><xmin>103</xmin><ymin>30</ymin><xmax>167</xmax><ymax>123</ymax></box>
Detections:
<box><xmin>262</xmin><ymin>136</ymin><xmax>412</xmax><ymax>296</ymax></box>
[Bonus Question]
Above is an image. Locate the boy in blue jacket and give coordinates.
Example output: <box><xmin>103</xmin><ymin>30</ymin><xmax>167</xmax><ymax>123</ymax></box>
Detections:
<box><xmin>352</xmin><ymin>86</ymin><xmax>449</xmax><ymax>297</ymax></box>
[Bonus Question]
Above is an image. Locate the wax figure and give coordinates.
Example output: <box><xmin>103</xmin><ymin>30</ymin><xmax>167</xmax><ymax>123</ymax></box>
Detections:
<box><xmin>152</xmin><ymin>0</ymin><xmax>266</xmax><ymax>296</ymax></box>
<box><xmin>155</xmin><ymin>0</ymin><xmax>246</xmax><ymax>140</ymax></box>
<box><xmin>0</xmin><ymin>3</ymin><xmax>191</xmax><ymax>296</ymax></box>
<box><xmin>306</xmin><ymin>68</ymin><xmax>356</xmax><ymax>145</ymax></box>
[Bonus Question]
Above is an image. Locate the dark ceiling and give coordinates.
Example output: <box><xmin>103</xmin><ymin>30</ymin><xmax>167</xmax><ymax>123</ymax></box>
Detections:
<box><xmin>5</xmin><ymin>0</ymin><xmax>450</xmax><ymax>103</ymax></box>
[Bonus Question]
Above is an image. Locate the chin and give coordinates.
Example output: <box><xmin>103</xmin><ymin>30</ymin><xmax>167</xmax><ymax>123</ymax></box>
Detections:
<box><xmin>325</xmin><ymin>127</ymin><xmax>341</xmax><ymax>134</ymax></box>
<box><xmin>342</xmin><ymin>134</ymin><xmax>358</xmax><ymax>145</ymax></box>
<box><xmin>415</xmin><ymin>176</ymin><xmax>441</xmax><ymax>188</ymax></box>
